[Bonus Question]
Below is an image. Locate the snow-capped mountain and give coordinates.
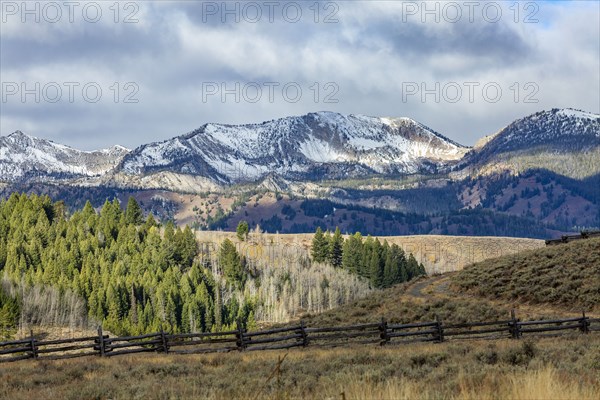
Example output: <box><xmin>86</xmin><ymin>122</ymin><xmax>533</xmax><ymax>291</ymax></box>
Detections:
<box><xmin>452</xmin><ymin>108</ymin><xmax>600</xmax><ymax>179</ymax></box>
<box><xmin>461</xmin><ymin>108</ymin><xmax>600</xmax><ymax>173</ymax></box>
<box><xmin>470</xmin><ymin>109</ymin><xmax>599</xmax><ymax>159</ymax></box>
<box><xmin>0</xmin><ymin>131</ymin><xmax>129</xmax><ymax>182</ymax></box>
<box><xmin>118</xmin><ymin>112</ymin><xmax>468</xmax><ymax>185</ymax></box>
<box><xmin>2</xmin><ymin>108</ymin><xmax>599</xmax><ymax>190</ymax></box>
<box><xmin>457</xmin><ymin>108</ymin><xmax>600</xmax><ymax>179</ymax></box>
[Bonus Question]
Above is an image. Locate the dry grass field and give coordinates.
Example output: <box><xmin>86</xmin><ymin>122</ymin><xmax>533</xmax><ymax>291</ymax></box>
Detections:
<box><xmin>194</xmin><ymin>230</ymin><xmax>543</xmax><ymax>274</ymax></box>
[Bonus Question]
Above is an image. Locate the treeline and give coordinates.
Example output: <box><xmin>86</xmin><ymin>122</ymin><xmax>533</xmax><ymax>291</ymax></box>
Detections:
<box><xmin>311</xmin><ymin>227</ymin><xmax>426</xmax><ymax>288</ymax></box>
<box><xmin>0</xmin><ymin>193</ymin><xmax>252</xmax><ymax>336</ymax></box>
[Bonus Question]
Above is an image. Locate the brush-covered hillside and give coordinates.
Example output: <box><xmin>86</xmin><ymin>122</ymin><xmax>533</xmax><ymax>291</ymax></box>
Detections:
<box><xmin>451</xmin><ymin>238</ymin><xmax>600</xmax><ymax>311</ymax></box>
<box><xmin>297</xmin><ymin>281</ymin><xmax>509</xmax><ymax>327</ymax></box>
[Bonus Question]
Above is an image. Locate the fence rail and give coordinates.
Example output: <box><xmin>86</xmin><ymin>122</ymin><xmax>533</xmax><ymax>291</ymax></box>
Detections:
<box><xmin>1</xmin><ymin>310</ymin><xmax>597</xmax><ymax>363</ymax></box>
<box><xmin>545</xmin><ymin>230</ymin><xmax>600</xmax><ymax>246</ymax></box>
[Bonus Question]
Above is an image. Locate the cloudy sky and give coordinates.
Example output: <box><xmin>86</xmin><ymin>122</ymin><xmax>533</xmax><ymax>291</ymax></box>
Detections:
<box><xmin>1</xmin><ymin>0</ymin><xmax>598</xmax><ymax>150</ymax></box>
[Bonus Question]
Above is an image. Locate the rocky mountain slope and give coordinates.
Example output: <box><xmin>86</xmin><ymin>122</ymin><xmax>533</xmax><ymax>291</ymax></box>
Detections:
<box><xmin>1</xmin><ymin>108</ymin><xmax>599</xmax><ymax>237</ymax></box>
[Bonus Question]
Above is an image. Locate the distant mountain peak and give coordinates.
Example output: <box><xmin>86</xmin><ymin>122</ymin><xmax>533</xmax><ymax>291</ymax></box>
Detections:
<box><xmin>459</xmin><ymin>108</ymin><xmax>600</xmax><ymax>179</ymax></box>
<box><xmin>0</xmin><ymin>131</ymin><xmax>129</xmax><ymax>183</ymax></box>
<box><xmin>104</xmin><ymin>144</ymin><xmax>130</xmax><ymax>153</ymax></box>
<box><xmin>6</xmin><ymin>130</ymin><xmax>35</xmax><ymax>143</ymax></box>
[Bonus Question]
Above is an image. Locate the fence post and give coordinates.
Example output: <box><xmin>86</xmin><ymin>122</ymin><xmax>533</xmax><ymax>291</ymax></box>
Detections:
<box><xmin>29</xmin><ymin>329</ymin><xmax>38</xmax><ymax>359</ymax></box>
<box><xmin>435</xmin><ymin>315</ymin><xmax>444</xmax><ymax>343</ymax></box>
<box><xmin>580</xmin><ymin>310</ymin><xmax>590</xmax><ymax>334</ymax></box>
<box><xmin>379</xmin><ymin>317</ymin><xmax>390</xmax><ymax>346</ymax></box>
<box><xmin>97</xmin><ymin>325</ymin><xmax>105</xmax><ymax>357</ymax></box>
<box><xmin>160</xmin><ymin>327</ymin><xmax>169</xmax><ymax>354</ymax></box>
<box><xmin>236</xmin><ymin>319</ymin><xmax>246</xmax><ymax>351</ymax></box>
<box><xmin>299</xmin><ymin>320</ymin><xmax>308</xmax><ymax>347</ymax></box>
<box><xmin>509</xmin><ymin>309</ymin><xmax>521</xmax><ymax>339</ymax></box>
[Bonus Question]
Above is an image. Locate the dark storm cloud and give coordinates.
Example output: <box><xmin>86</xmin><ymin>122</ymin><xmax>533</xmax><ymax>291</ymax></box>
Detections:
<box><xmin>358</xmin><ymin>18</ymin><xmax>533</xmax><ymax>67</ymax></box>
<box><xmin>0</xmin><ymin>12</ymin><xmax>179</xmax><ymax>69</ymax></box>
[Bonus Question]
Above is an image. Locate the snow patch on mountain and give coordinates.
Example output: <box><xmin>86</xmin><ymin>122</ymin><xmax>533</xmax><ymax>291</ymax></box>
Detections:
<box><xmin>299</xmin><ymin>137</ymin><xmax>349</xmax><ymax>163</ymax></box>
<box><xmin>556</xmin><ymin>108</ymin><xmax>598</xmax><ymax>120</ymax></box>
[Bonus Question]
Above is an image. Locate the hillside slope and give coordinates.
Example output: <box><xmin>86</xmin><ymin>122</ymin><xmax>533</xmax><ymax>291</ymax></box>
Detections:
<box><xmin>451</xmin><ymin>238</ymin><xmax>600</xmax><ymax>311</ymax></box>
<box><xmin>192</xmin><ymin>230</ymin><xmax>542</xmax><ymax>274</ymax></box>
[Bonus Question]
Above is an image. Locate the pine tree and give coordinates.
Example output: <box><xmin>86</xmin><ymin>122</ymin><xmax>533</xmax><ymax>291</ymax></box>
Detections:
<box><xmin>407</xmin><ymin>253</ymin><xmax>421</xmax><ymax>280</ymax></box>
<box><xmin>82</xmin><ymin>200</ymin><xmax>96</xmax><ymax>219</ymax></box>
<box><xmin>342</xmin><ymin>232</ymin><xmax>363</xmax><ymax>274</ymax></box>
<box><xmin>328</xmin><ymin>227</ymin><xmax>343</xmax><ymax>268</ymax></box>
<box><xmin>417</xmin><ymin>261</ymin><xmax>427</xmax><ymax>277</ymax></box>
<box><xmin>125</xmin><ymin>196</ymin><xmax>143</xmax><ymax>225</ymax></box>
<box><xmin>0</xmin><ymin>286</ymin><xmax>19</xmax><ymax>340</ymax></box>
<box><xmin>368</xmin><ymin>239</ymin><xmax>383</xmax><ymax>288</ymax></box>
<box><xmin>236</xmin><ymin>220</ymin><xmax>249</xmax><ymax>241</ymax></box>
<box><xmin>219</xmin><ymin>239</ymin><xmax>245</xmax><ymax>288</ymax></box>
<box><xmin>361</xmin><ymin>236</ymin><xmax>375</xmax><ymax>279</ymax></box>
<box><xmin>162</xmin><ymin>221</ymin><xmax>177</xmax><ymax>266</ymax></box>
<box><xmin>179</xmin><ymin>226</ymin><xmax>198</xmax><ymax>268</ymax></box>
<box><xmin>311</xmin><ymin>227</ymin><xmax>329</xmax><ymax>263</ymax></box>
<box><xmin>144</xmin><ymin>213</ymin><xmax>158</xmax><ymax>231</ymax></box>
<box><xmin>383</xmin><ymin>251</ymin><xmax>395</xmax><ymax>288</ymax></box>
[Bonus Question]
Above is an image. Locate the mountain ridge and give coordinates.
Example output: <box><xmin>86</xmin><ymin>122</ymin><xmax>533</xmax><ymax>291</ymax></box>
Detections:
<box><xmin>116</xmin><ymin>111</ymin><xmax>469</xmax><ymax>185</ymax></box>
<box><xmin>2</xmin><ymin>107</ymin><xmax>599</xmax><ymax>239</ymax></box>
<box><xmin>0</xmin><ymin>131</ymin><xmax>130</xmax><ymax>183</ymax></box>
<box><xmin>456</xmin><ymin>108</ymin><xmax>600</xmax><ymax>179</ymax></box>
<box><xmin>2</xmin><ymin>108</ymin><xmax>598</xmax><ymax>188</ymax></box>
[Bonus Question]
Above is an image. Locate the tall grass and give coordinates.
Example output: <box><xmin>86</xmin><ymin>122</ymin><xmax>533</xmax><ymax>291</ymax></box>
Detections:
<box><xmin>1</xmin><ymin>336</ymin><xmax>598</xmax><ymax>399</ymax></box>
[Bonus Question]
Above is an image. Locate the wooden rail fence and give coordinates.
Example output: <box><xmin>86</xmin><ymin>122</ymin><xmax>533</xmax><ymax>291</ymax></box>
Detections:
<box><xmin>1</xmin><ymin>311</ymin><xmax>598</xmax><ymax>363</ymax></box>
<box><xmin>545</xmin><ymin>230</ymin><xmax>600</xmax><ymax>246</ymax></box>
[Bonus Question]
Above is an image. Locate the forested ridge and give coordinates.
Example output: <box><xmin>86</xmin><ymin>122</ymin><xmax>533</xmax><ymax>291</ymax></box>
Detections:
<box><xmin>0</xmin><ymin>193</ymin><xmax>251</xmax><ymax>336</ymax></box>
